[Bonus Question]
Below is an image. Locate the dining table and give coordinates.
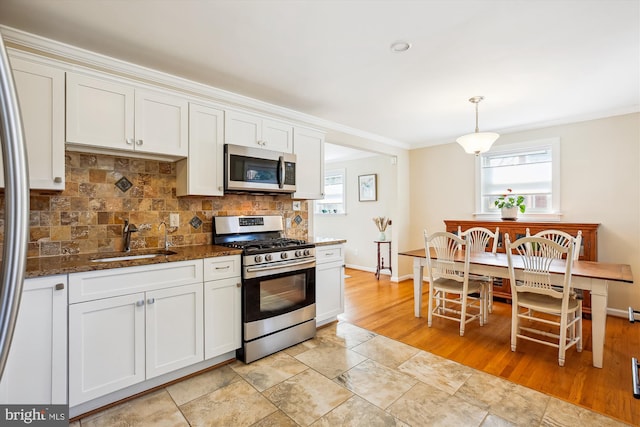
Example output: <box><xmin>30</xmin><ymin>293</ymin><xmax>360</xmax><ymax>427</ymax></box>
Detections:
<box><xmin>399</xmin><ymin>248</ymin><xmax>634</xmax><ymax>368</ymax></box>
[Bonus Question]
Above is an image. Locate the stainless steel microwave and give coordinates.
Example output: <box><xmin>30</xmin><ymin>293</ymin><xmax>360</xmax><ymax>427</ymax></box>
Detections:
<box><xmin>224</xmin><ymin>144</ymin><xmax>296</xmax><ymax>194</ymax></box>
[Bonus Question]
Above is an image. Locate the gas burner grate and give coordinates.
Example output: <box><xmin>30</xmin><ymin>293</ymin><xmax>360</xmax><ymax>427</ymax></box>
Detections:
<box><xmin>225</xmin><ymin>238</ymin><xmax>308</xmax><ymax>251</ymax></box>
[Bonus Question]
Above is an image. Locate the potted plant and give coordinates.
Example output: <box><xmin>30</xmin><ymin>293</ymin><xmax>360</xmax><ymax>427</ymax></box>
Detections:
<box><xmin>494</xmin><ymin>189</ymin><xmax>526</xmax><ymax>220</ymax></box>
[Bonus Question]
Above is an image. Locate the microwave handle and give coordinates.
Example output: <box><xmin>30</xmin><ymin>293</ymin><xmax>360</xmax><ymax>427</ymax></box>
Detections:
<box><xmin>278</xmin><ymin>156</ymin><xmax>285</xmax><ymax>189</ymax></box>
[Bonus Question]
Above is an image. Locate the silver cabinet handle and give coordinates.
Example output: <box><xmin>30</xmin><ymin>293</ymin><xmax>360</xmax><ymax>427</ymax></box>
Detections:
<box><xmin>55</xmin><ymin>283</ymin><xmax>64</xmax><ymax>291</ymax></box>
<box><xmin>136</xmin><ymin>300</ymin><xmax>144</xmax><ymax>307</ymax></box>
<box><xmin>126</xmin><ymin>138</ymin><xmax>134</xmax><ymax>145</ymax></box>
<box><xmin>54</xmin><ymin>177</ymin><xmax>62</xmax><ymax>183</ymax></box>
<box><xmin>236</xmin><ymin>282</ymin><xmax>241</xmax><ymax>288</ymax></box>
<box><xmin>215</xmin><ymin>265</ymin><xmax>230</xmax><ymax>270</ymax></box>
<box><xmin>0</xmin><ymin>34</ymin><xmax>30</xmax><ymax>379</ymax></box>
<box><xmin>135</xmin><ymin>139</ymin><xmax>143</xmax><ymax>146</ymax></box>
<box><xmin>147</xmin><ymin>298</ymin><xmax>155</xmax><ymax>305</ymax></box>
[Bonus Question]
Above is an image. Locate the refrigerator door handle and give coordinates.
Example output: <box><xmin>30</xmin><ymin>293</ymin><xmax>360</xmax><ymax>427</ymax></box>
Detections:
<box><xmin>0</xmin><ymin>33</ymin><xmax>30</xmax><ymax>380</ymax></box>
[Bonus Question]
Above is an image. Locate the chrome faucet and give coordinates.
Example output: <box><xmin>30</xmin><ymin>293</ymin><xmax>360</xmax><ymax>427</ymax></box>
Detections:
<box><xmin>158</xmin><ymin>221</ymin><xmax>169</xmax><ymax>250</ymax></box>
<box><xmin>123</xmin><ymin>220</ymin><xmax>138</xmax><ymax>252</ymax></box>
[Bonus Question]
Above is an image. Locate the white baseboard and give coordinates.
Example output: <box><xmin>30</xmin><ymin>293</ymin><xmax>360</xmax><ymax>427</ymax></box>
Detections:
<box><xmin>344</xmin><ymin>264</ymin><xmax>401</xmax><ymax>282</ymax></box>
<box><xmin>607</xmin><ymin>307</ymin><xmax>628</xmax><ymax>318</ymax></box>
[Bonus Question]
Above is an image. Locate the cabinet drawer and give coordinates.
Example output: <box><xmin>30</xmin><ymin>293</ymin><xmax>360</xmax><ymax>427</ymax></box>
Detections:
<box><xmin>316</xmin><ymin>245</ymin><xmax>343</xmax><ymax>264</ymax></box>
<box><xmin>69</xmin><ymin>259</ymin><xmax>203</xmax><ymax>303</ymax></box>
<box><xmin>204</xmin><ymin>255</ymin><xmax>241</xmax><ymax>281</ymax></box>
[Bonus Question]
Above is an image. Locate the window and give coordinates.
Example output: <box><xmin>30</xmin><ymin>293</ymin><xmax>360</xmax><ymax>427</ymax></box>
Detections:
<box><xmin>476</xmin><ymin>138</ymin><xmax>560</xmax><ymax>215</ymax></box>
<box><xmin>315</xmin><ymin>169</ymin><xmax>346</xmax><ymax>214</ymax></box>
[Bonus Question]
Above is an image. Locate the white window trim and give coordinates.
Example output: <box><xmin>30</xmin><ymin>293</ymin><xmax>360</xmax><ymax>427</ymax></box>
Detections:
<box><xmin>315</xmin><ymin>168</ymin><xmax>346</xmax><ymax>215</ymax></box>
<box><xmin>474</xmin><ymin>137</ymin><xmax>562</xmax><ymax>221</ymax></box>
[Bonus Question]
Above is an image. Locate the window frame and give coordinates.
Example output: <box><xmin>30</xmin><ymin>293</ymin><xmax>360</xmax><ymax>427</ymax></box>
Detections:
<box><xmin>474</xmin><ymin>137</ymin><xmax>561</xmax><ymax>220</ymax></box>
<box><xmin>314</xmin><ymin>168</ymin><xmax>347</xmax><ymax>215</ymax></box>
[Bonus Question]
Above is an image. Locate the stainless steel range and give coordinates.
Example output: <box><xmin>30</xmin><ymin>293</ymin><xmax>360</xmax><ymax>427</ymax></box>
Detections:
<box><xmin>213</xmin><ymin>215</ymin><xmax>316</xmax><ymax>363</ymax></box>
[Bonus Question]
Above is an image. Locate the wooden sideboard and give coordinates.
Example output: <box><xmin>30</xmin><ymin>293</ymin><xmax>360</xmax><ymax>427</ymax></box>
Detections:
<box><xmin>444</xmin><ymin>220</ymin><xmax>600</xmax><ymax>316</ymax></box>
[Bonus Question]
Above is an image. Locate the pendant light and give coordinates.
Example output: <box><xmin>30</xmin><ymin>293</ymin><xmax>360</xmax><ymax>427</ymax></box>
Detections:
<box><xmin>456</xmin><ymin>96</ymin><xmax>499</xmax><ymax>155</ymax></box>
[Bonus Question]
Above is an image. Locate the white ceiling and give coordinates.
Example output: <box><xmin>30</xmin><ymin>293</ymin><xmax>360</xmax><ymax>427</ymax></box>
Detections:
<box><xmin>0</xmin><ymin>0</ymin><xmax>638</xmax><ymax>151</ymax></box>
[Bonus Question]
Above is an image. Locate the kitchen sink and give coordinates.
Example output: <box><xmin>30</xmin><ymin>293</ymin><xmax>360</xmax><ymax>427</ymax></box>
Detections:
<box><xmin>91</xmin><ymin>250</ymin><xmax>177</xmax><ymax>263</ymax></box>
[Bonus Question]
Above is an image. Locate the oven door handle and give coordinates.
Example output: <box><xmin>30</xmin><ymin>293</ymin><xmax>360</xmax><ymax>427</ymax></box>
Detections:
<box><xmin>246</xmin><ymin>258</ymin><xmax>315</xmax><ymax>273</ymax></box>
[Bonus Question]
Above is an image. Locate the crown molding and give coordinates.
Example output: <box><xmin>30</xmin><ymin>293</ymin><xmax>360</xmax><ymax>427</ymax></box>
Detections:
<box><xmin>0</xmin><ymin>25</ymin><xmax>409</xmax><ymax>150</ymax></box>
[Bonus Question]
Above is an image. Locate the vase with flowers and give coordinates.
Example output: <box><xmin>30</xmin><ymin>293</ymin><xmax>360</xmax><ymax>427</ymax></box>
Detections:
<box><xmin>373</xmin><ymin>216</ymin><xmax>392</xmax><ymax>241</ymax></box>
<box><xmin>494</xmin><ymin>189</ymin><xmax>526</xmax><ymax>220</ymax></box>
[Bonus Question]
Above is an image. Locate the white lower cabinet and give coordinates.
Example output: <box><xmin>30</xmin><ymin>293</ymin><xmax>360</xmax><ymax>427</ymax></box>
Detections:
<box><xmin>204</xmin><ymin>278</ymin><xmax>241</xmax><ymax>358</ymax></box>
<box><xmin>315</xmin><ymin>245</ymin><xmax>345</xmax><ymax>326</ymax></box>
<box><xmin>145</xmin><ymin>283</ymin><xmax>204</xmax><ymax>378</ymax></box>
<box><xmin>68</xmin><ymin>260</ymin><xmax>204</xmax><ymax>407</ymax></box>
<box><xmin>0</xmin><ymin>275</ymin><xmax>67</xmax><ymax>404</ymax></box>
<box><xmin>69</xmin><ymin>293</ymin><xmax>145</xmax><ymax>406</ymax></box>
<box><xmin>203</xmin><ymin>256</ymin><xmax>242</xmax><ymax>359</ymax></box>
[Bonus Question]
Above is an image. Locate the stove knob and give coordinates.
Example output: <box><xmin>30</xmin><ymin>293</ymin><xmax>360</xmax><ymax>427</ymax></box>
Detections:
<box><xmin>303</xmin><ymin>249</ymin><xmax>311</xmax><ymax>256</ymax></box>
<box><xmin>265</xmin><ymin>254</ymin><xmax>273</xmax><ymax>262</ymax></box>
<box><xmin>281</xmin><ymin>252</ymin><xmax>288</xmax><ymax>259</ymax></box>
<box><xmin>295</xmin><ymin>250</ymin><xmax>302</xmax><ymax>257</ymax></box>
<box><xmin>254</xmin><ymin>255</ymin><xmax>263</xmax><ymax>263</ymax></box>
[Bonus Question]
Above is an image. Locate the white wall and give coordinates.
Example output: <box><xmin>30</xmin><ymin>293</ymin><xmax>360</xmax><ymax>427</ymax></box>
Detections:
<box><xmin>408</xmin><ymin>113</ymin><xmax>640</xmax><ymax>312</ymax></box>
<box><xmin>315</xmin><ymin>154</ymin><xmax>399</xmax><ymax>275</ymax></box>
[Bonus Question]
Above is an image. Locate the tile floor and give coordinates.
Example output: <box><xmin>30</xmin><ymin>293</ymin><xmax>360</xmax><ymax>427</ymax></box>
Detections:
<box><xmin>71</xmin><ymin>321</ymin><xmax>629</xmax><ymax>427</ymax></box>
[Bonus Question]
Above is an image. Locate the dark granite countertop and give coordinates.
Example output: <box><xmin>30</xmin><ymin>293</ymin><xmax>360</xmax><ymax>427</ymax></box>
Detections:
<box><xmin>25</xmin><ymin>239</ymin><xmax>346</xmax><ymax>278</ymax></box>
<box><xmin>25</xmin><ymin>245</ymin><xmax>242</xmax><ymax>278</ymax></box>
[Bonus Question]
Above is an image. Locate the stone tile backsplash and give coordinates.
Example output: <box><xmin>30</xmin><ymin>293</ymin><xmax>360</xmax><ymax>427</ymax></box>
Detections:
<box><xmin>10</xmin><ymin>152</ymin><xmax>308</xmax><ymax>258</ymax></box>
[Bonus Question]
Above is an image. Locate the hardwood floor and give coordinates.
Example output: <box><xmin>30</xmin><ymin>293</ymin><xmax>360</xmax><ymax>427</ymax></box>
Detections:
<box><xmin>340</xmin><ymin>268</ymin><xmax>639</xmax><ymax>425</ymax></box>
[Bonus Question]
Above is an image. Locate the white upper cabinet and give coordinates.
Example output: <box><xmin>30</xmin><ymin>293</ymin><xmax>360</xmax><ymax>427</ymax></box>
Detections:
<box><xmin>293</xmin><ymin>127</ymin><xmax>325</xmax><ymax>200</ymax></box>
<box><xmin>176</xmin><ymin>103</ymin><xmax>224</xmax><ymax>196</ymax></box>
<box><xmin>225</xmin><ymin>109</ymin><xmax>293</xmax><ymax>153</ymax></box>
<box><xmin>66</xmin><ymin>72</ymin><xmax>188</xmax><ymax>159</ymax></box>
<box><xmin>134</xmin><ymin>89</ymin><xmax>189</xmax><ymax>157</ymax></box>
<box><xmin>1</xmin><ymin>55</ymin><xmax>65</xmax><ymax>190</ymax></box>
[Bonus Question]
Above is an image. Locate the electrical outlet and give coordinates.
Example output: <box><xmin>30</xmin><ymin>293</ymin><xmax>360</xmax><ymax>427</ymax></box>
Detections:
<box><xmin>292</xmin><ymin>201</ymin><xmax>301</xmax><ymax>211</ymax></box>
<box><xmin>286</xmin><ymin>218</ymin><xmax>292</xmax><ymax>228</ymax></box>
<box><xmin>169</xmin><ymin>213</ymin><xmax>179</xmax><ymax>227</ymax></box>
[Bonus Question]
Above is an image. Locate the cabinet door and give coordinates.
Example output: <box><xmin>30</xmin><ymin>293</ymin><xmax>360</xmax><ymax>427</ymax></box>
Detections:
<box><xmin>224</xmin><ymin>110</ymin><xmax>262</xmax><ymax>148</ymax></box>
<box><xmin>204</xmin><ymin>278</ymin><xmax>241</xmax><ymax>359</ymax></box>
<box><xmin>145</xmin><ymin>283</ymin><xmax>204</xmax><ymax>378</ymax></box>
<box><xmin>293</xmin><ymin>127</ymin><xmax>325</xmax><ymax>199</ymax></box>
<box><xmin>4</xmin><ymin>57</ymin><xmax>65</xmax><ymax>190</ymax></box>
<box><xmin>134</xmin><ymin>89</ymin><xmax>188</xmax><ymax>157</ymax></box>
<box><xmin>66</xmin><ymin>72</ymin><xmax>135</xmax><ymax>150</ymax></box>
<box><xmin>176</xmin><ymin>103</ymin><xmax>224</xmax><ymax>196</ymax></box>
<box><xmin>262</xmin><ymin>118</ymin><xmax>293</xmax><ymax>152</ymax></box>
<box><xmin>69</xmin><ymin>293</ymin><xmax>145</xmax><ymax>406</ymax></box>
<box><xmin>315</xmin><ymin>259</ymin><xmax>344</xmax><ymax>326</ymax></box>
<box><xmin>0</xmin><ymin>275</ymin><xmax>67</xmax><ymax>404</ymax></box>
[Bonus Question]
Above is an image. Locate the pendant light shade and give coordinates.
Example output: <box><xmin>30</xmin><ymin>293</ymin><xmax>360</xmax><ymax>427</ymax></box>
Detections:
<box><xmin>456</xmin><ymin>96</ymin><xmax>499</xmax><ymax>155</ymax></box>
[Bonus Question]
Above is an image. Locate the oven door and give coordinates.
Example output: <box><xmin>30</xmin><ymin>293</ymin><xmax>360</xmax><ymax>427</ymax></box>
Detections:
<box><xmin>225</xmin><ymin>144</ymin><xmax>296</xmax><ymax>193</ymax></box>
<box><xmin>243</xmin><ymin>264</ymin><xmax>315</xmax><ymax>325</ymax></box>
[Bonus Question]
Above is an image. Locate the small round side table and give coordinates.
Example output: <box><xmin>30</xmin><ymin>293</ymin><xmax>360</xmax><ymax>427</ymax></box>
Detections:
<box><xmin>374</xmin><ymin>240</ymin><xmax>392</xmax><ymax>280</ymax></box>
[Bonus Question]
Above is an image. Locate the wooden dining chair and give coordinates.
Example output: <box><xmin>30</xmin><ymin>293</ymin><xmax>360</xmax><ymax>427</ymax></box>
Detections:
<box><xmin>458</xmin><ymin>226</ymin><xmax>499</xmax><ymax>322</ymax></box>
<box><xmin>423</xmin><ymin>230</ymin><xmax>487</xmax><ymax>336</ymax></box>
<box><xmin>505</xmin><ymin>233</ymin><xmax>582</xmax><ymax>366</ymax></box>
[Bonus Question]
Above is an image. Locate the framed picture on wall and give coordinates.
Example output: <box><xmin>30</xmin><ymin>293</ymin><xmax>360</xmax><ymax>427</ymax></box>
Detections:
<box><xmin>358</xmin><ymin>174</ymin><xmax>377</xmax><ymax>201</ymax></box>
